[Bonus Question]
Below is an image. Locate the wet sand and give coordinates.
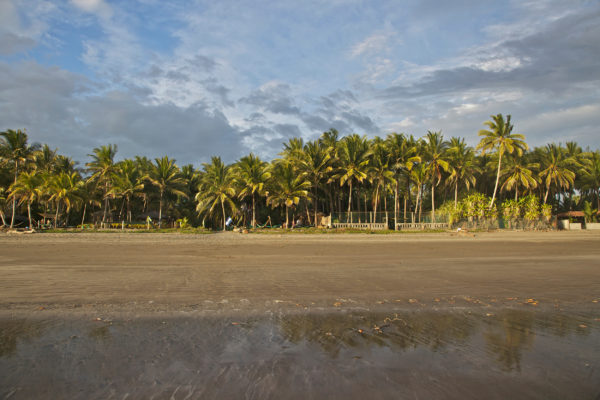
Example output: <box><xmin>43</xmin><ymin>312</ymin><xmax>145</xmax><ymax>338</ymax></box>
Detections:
<box><xmin>1</xmin><ymin>231</ymin><xmax>600</xmax><ymax>398</ymax></box>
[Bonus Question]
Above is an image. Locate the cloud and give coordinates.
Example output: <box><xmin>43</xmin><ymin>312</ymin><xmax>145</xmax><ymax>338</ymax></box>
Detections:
<box><xmin>0</xmin><ymin>32</ymin><xmax>36</xmax><ymax>55</ymax></box>
<box><xmin>70</xmin><ymin>0</ymin><xmax>113</xmax><ymax>18</ymax></box>
<box><xmin>351</xmin><ymin>32</ymin><xmax>394</xmax><ymax>57</ymax></box>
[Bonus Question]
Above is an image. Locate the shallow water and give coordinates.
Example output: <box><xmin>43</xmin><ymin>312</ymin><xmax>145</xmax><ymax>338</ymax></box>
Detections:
<box><xmin>1</xmin><ymin>309</ymin><xmax>599</xmax><ymax>399</ymax></box>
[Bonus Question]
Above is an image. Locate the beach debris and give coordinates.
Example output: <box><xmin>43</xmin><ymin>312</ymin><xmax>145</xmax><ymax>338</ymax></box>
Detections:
<box><xmin>37</xmin><ymin>306</ymin><xmax>45</xmax><ymax>311</ymax></box>
<box><xmin>434</xmin><ymin>298</ymin><xmax>440</xmax><ymax>302</ymax></box>
<box><xmin>486</xmin><ymin>313</ymin><xmax>495</xmax><ymax>317</ymax></box>
<box><xmin>357</xmin><ymin>329</ymin><xmax>364</xmax><ymax>334</ymax></box>
<box><xmin>506</xmin><ymin>297</ymin><xmax>517</xmax><ymax>301</ymax></box>
<box><xmin>376</xmin><ymin>300</ymin><xmax>386</xmax><ymax>304</ymax></box>
<box><xmin>525</xmin><ymin>298</ymin><xmax>539</xmax><ymax>306</ymax></box>
<box><xmin>231</xmin><ymin>322</ymin><xmax>240</xmax><ymax>325</ymax></box>
<box><xmin>373</xmin><ymin>325</ymin><xmax>383</xmax><ymax>334</ymax></box>
<box><xmin>273</xmin><ymin>299</ymin><xmax>284</xmax><ymax>304</ymax></box>
<box><xmin>408</xmin><ymin>298</ymin><xmax>418</xmax><ymax>304</ymax></box>
<box><xmin>578</xmin><ymin>324</ymin><xmax>588</xmax><ymax>329</ymax></box>
<box><xmin>592</xmin><ymin>299</ymin><xmax>599</xmax><ymax>303</ymax></box>
<box><xmin>325</xmin><ymin>332</ymin><xmax>333</xmax><ymax>336</ymax></box>
<box><xmin>93</xmin><ymin>317</ymin><xmax>102</xmax><ymax>321</ymax></box>
<box><xmin>333</xmin><ymin>302</ymin><xmax>342</xmax><ymax>307</ymax></box>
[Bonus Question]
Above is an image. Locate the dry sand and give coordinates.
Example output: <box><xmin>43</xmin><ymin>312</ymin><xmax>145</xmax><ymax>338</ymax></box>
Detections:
<box><xmin>1</xmin><ymin>230</ymin><xmax>599</xmax><ymax>313</ymax></box>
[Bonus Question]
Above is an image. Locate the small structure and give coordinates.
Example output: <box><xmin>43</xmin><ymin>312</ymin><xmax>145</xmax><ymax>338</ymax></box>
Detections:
<box><xmin>556</xmin><ymin>211</ymin><xmax>585</xmax><ymax>230</ymax></box>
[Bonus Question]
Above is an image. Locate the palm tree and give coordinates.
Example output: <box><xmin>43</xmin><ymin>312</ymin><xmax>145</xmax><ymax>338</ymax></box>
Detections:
<box><xmin>477</xmin><ymin>114</ymin><xmax>528</xmax><ymax>208</ymax></box>
<box><xmin>110</xmin><ymin>159</ymin><xmax>145</xmax><ymax>223</ymax></box>
<box><xmin>34</xmin><ymin>144</ymin><xmax>58</xmax><ymax>173</ymax></box>
<box><xmin>539</xmin><ymin>144</ymin><xmax>576</xmax><ymax>204</ymax></box>
<box><xmin>235</xmin><ymin>153</ymin><xmax>270</xmax><ymax>228</ymax></box>
<box><xmin>300</xmin><ymin>141</ymin><xmax>331</xmax><ymax>226</ymax></box>
<box><xmin>447</xmin><ymin>137</ymin><xmax>478</xmax><ymax>208</ymax></box>
<box><xmin>8</xmin><ymin>171</ymin><xmax>42</xmax><ymax>229</ymax></box>
<box><xmin>410</xmin><ymin>162</ymin><xmax>428</xmax><ymax>222</ymax></box>
<box><xmin>0</xmin><ymin>187</ymin><xmax>8</xmax><ymax>226</ymax></box>
<box><xmin>423</xmin><ymin>131</ymin><xmax>450</xmax><ymax>222</ymax></box>
<box><xmin>86</xmin><ymin>145</ymin><xmax>117</xmax><ymax>226</ymax></box>
<box><xmin>386</xmin><ymin>133</ymin><xmax>420</xmax><ymax>225</ymax></box>
<box><xmin>48</xmin><ymin>171</ymin><xmax>82</xmax><ymax>228</ymax></box>
<box><xmin>147</xmin><ymin>156</ymin><xmax>187</xmax><ymax>228</ymax></box>
<box><xmin>580</xmin><ymin>151</ymin><xmax>600</xmax><ymax>209</ymax></box>
<box><xmin>333</xmin><ymin>134</ymin><xmax>372</xmax><ymax>223</ymax></box>
<box><xmin>196</xmin><ymin>156</ymin><xmax>237</xmax><ymax>230</ymax></box>
<box><xmin>369</xmin><ymin>139</ymin><xmax>394</xmax><ymax>219</ymax></box>
<box><xmin>0</xmin><ymin>129</ymin><xmax>40</xmax><ymax>228</ymax></box>
<box><xmin>500</xmin><ymin>153</ymin><xmax>538</xmax><ymax>201</ymax></box>
<box><xmin>266</xmin><ymin>161</ymin><xmax>310</xmax><ymax>228</ymax></box>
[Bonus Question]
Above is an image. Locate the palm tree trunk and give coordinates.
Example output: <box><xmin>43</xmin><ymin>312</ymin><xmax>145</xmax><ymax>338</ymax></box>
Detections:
<box><xmin>0</xmin><ymin>211</ymin><xmax>6</xmax><ymax>227</ymax></box>
<box><xmin>544</xmin><ymin>185</ymin><xmax>550</xmax><ymax>204</ymax></box>
<box><xmin>54</xmin><ymin>200</ymin><xmax>60</xmax><ymax>229</ymax></box>
<box><xmin>431</xmin><ymin>176</ymin><xmax>436</xmax><ymax>223</ymax></box>
<box><xmin>252</xmin><ymin>192</ymin><xmax>256</xmax><ymax>228</ymax></box>
<box><xmin>221</xmin><ymin>198</ymin><xmax>226</xmax><ymax>231</ymax></box>
<box><xmin>158</xmin><ymin>191</ymin><xmax>163</xmax><ymax>228</ymax></box>
<box><xmin>81</xmin><ymin>203</ymin><xmax>87</xmax><ymax>229</ymax></box>
<box><xmin>127</xmin><ymin>197</ymin><xmax>131</xmax><ymax>223</ymax></box>
<box><xmin>285</xmin><ymin>204</ymin><xmax>289</xmax><ymax>229</ymax></box>
<box><xmin>490</xmin><ymin>152</ymin><xmax>503</xmax><ymax>208</ymax></box>
<box><xmin>102</xmin><ymin>181</ymin><xmax>109</xmax><ymax>225</ymax></box>
<box><xmin>27</xmin><ymin>201</ymin><xmax>32</xmax><ymax>229</ymax></box>
<box><xmin>313</xmin><ymin>186</ymin><xmax>318</xmax><ymax>227</ymax></box>
<box><xmin>10</xmin><ymin>161</ymin><xmax>18</xmax><ymax>228</ymax></box>
<box><xmin>515</xmin><ymin>187</ymin><xmax>518</xmax><ymax>201</ymax></box>
<box><xmin>454</xmin><ymin>180</ymin><xmax>458</xmax><ymax>209</ymax></box>
<box><xmin>347</xmin><ymin>181</ymin><xmax>352</xmax><ymax>223</ymax></box>
<box><xmin>394</xmin><ymin>180</ymin><xmax>398</xmax><ymax>230</ymax></box>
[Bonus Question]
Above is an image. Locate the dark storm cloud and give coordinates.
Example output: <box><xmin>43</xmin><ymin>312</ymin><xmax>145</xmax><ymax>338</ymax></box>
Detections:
<box><xmin>0</xmin><ymin>61</ymin><xmax>244</xmax><ymax>166</ymax></box>
<box><xmin>239</xmin><ymin>83</ymin><xmax>301</xmax><ymax>115</ymax></box>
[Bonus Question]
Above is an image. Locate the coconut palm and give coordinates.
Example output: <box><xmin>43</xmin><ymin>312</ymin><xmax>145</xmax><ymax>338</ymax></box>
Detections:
<box><xmin>410</xmin><ymin>162</ymin><xmax>428</xmax><ymax>222</ymax></box>
<box><xmin>0</xmin><ymin>129</ymin><xmax>40</xmax><ymax>228</ymax></box>
<box><xmin>267</xmin><ymin>161</ymin><xmax>310</xmax><ymax>228</ymax></box>
<box><xmin>477</xmin><ymin>114</ymin><xmax>528</xmax><ymax>208</ymax></box>
<box><xmin>147</xmin><ymin>156</ymin><xmax>187</xmax><ymax>228</ymax></box>
<box><xmin>0</xmin><ymin>187</ymin><xmax>8</xmax><ymax>226</ymax></box>
<box><xmin>300</xmin><ymin>141</ymin><xmax>331</xmax><ymax>226</ymax></box>
<box><xmin>579</xmin><ymin>151</ymin><xmax>600</xmax><ymax>209</ymax></box>
<box><xmin>539</xmin><ymin>144</ymin><xmax>576</xmax><ymax>204</ymax></box>
<box><xmin>369</xmin><ymin>139</ymin><xmax>394</xmax><ymax>218</ymax></box>
<box><xmin>235</xmin><ymin>153</ymin><xmax>270</xmax><ymax>228</ymax></box>
<box><xmin>8</xmin><ymin>171</ymin><xmax>42</xmax><ymax>229</ymax></box>
<box><xmin>423</xmin><ymin>131</ymin><xmax>450</xmax><ymax>222</ymax></box>
<box><xmin>333</xmin><ymin>134</ymin><xmax>372</xmax><ymax>222</ymax></box>
<box><xmin>447</xmin><ymin>137</ymin><xmax>478</xmax><ymax>208</ymax></box>
<box><xmin>48</xmin><ymin>171</ymin><xmax>82</xmax><ymax>228</ymax></box>
<box><xmin>196</xmin><ymin>157</ymin><xmax>237</xmax><ymax>230</ymax></box>
<box><xmin>500</xmin><ymin>153</ymin><xmax>538</xmax><ymax>201</ymax></box>
<box><xmin>86</xmin><ymin>145</ymin><xmax>117</xmax><ymax>226</ymax></box>
<box><xmin>110</xmin><ymin>159</ymin><xmax>145</xmax><ymax>223</ymax></box>
<box><xmin>34</xmin><ymin>144</ymin><xmax>58</xmax><ymax>173</ymax></box>
<box><xmin>386</xmin><ymin>133</ymin><xmax>420</xmax><ymax>225</ymax></box>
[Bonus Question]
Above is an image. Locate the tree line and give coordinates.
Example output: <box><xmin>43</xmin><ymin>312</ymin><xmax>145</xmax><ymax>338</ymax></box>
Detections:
<box><xmin>1</xmin><ymin>114</ymin><xmax>599</xmax><ymax>230</ymax></box>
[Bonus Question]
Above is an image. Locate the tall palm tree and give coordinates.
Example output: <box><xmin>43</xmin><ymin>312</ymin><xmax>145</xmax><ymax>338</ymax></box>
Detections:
<box><xmin>477</xmin><ymin>114</ymin><xmax>528</xmax><ymax>208</ymax></box>
<box><xmin>267</xmin><ymin>161</ymin><xmax>310</xmax><ymax>228</ymax></box>
<box><xmin>235</xmin><ymin>153</ymin><xmax>270</xmax><ymax>228</ymax></box>
<box><xmin>8</xmin><ymin>171</ymin><xmax>42</xmax><ymax>229</ymax></box>
<box><xmin>0</xmin><ymin>129</ymin><xmax>40</xmax><ymax>228</ymax></box>
<box><xmin>147</xmin><ymin>156</ymin><xmax>187</xmax><ymax>228</ymax></box>
<box><xmin>386</xmin><ymin>133</ymin><xmax>420</xmax><ymax>225</ymax></box>
<box><xmin>319</xmin><ymin>129</ymin><xmax>340</xmax><ymax>215</ymax></box>
<box><xmin>34</xmin><ymin>144</ymin><xmax>58</xmax><ymax>173</ymax></box>
<box><xmin>423</xmin><ymin>131</ymin><xmax>450</xmax><ymax>222</ymax></box>
<box><xmin>300</xmin><ymin>141</ymin><xmax>331</xmax><ymax>226</ymax></box>
<box><xmin>0</xmin><ymin>187</ymin><xmax>8</xmax><ymax>226</ymax></box>
<box><xmin>410</xmin><ymin>162</ymin><xmax>428</xmax><ymax>223</ymax></box>
<box><xmin>500</xmin><ymin>153</ymin><xmax>538</xmax><ymax>201</ymax></box>
<box><xmin>196</xmin><ymin>156</ymin><xmax>237</xmax><ymax>230</ymax></box>
<box><xmin>539</xmin><ymin>144</ymin><xmax>576</xmax><ymax>204</ymax></box>
<box><xmin>333</xmin><ymin>134</ymin><xmax>371</xmax><ymax>222</ymax></box>
<box><xmin>86</xmin><ymin>145</ymin><xmax>117</xmax><ymax>226</ymax></box>
<box><xmin>447</xmin><ymin>137</ymin><xmax>478</xmax><ymax>208</ymax></box>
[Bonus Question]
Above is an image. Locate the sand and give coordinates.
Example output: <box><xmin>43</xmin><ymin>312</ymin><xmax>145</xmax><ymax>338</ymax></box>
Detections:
<box><xmin>1</xmin><ymin>230</ymin><xmax>599</xmax><ymax>312</ymax></box>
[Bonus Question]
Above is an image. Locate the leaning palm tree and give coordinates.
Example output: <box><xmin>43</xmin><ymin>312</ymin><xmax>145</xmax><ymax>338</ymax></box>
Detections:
<box><xmin>196</xmin><ymin>156</ymin><xmax>237</xmax><ymax>230</ymax></box>
<box><xmin>0</xmin><ymin>129</ymin><xmax>40</xmax><ymax>228</ymax></box>
<box><xmin>235</xmin><ymin>153</ymin><xmax>270</xmax><ymax>228</ymax></box>
<box><xmin>333</xmin><ymin>134</ymin><xmax>372</xmax><ymax>223</ymax></box>
<box><xmin>423</xmin><ymin>131</ymin><xmax>450</xmax><ymax>222</ymax></box>
<box><xmin>539</xmin><ymin>144</ymin><xmax>577</xmax><ymax>204</ymax></box>
<box><xmin>8</xmin><ymin>171</ymin><xmax>42</xmax><ymax>229</ymax></box>
<box><xmin>447</xmin><ymin>137</ymin><xmax>478</xmax><ymax>209</ymax></box>
<box><xmin>579</xmin><ymin>151</ymin><xmax>600</xmax><ymax>209</ymax></box>
<box><xmin>300</xmin><ymin>141</ymin><xmax>331</xmax><ymax>226</ymax></box>
<box><xmin>477</xmin><ymin>114</ymin><xmax>528</xmax><ymax>208</ymax></box>
<box><xmin>147</xmin><ymin>156</ymin><xmax>187</xmax><ymax>228</ymax></box>
<box><xmin>266</xmin><ymin>161</ymin><xmax>310</xmax><ymax>228</ymax></box>
<box><xmin>86</xmin><ymin>145</ymin><xmax>117</xmax><ymax>226</ymax></box>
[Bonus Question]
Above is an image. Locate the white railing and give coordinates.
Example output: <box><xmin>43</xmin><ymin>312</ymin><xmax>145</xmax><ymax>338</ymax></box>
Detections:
<box><xmin>396</xmin><ymin>222</ymin><xmax>447</xmax><ymax>230</ymax></box>
<box><xmin>332</xmin><ymin>222</ymin><xmax>388</xmax><ymax>230</ymax></box>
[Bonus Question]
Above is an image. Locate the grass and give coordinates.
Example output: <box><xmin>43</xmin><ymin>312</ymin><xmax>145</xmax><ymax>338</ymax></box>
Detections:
<box><xmin>37</xmin><ymin>227</ymin><xmax>448</xmax><ymax>234</ymax></box>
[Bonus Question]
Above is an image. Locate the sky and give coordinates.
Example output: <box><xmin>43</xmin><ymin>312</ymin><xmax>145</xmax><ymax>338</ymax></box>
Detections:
<box><xmin>1</xmin><ymin>0</ymin><xmax>599</xmax><ymax>166</ymax></box>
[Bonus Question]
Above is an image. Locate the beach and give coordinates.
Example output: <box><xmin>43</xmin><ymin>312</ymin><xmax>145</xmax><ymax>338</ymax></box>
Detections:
<box><xmin>1</xmin><ymin>231</ymin><xmax>599</xmax><ymax>398</ymax></box>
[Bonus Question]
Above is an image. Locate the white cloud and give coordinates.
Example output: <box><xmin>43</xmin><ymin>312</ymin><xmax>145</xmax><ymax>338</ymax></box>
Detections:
<box><xmin>70</xmin><ymin>0</ymin><xmax>112</xmax><ymax>18</ymax></box>
<box><xmin>351</xmin><ymin>32</ymin><xmax>392</xmax><ymax>57</ymax></box>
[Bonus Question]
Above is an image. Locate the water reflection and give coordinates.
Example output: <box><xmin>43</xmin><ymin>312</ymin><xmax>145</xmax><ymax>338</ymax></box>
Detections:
<box><xmin>0</xmin><ymin>310</ymin><xmax>598</xmax><ymax>399</ymax></box>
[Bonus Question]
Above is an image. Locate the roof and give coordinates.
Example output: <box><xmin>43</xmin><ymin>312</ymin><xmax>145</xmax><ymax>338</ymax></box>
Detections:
<box><xmin>556</xmin><ymin>211</ymin><xmax>585</xmax><ymax>218</ymax></box>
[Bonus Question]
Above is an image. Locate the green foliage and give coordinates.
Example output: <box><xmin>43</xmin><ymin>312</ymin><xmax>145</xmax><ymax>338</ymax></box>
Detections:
<box><xmin>520</xmin><ymin>195</ymin><xmax>540</xmax><ymax>222</ymax></box>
